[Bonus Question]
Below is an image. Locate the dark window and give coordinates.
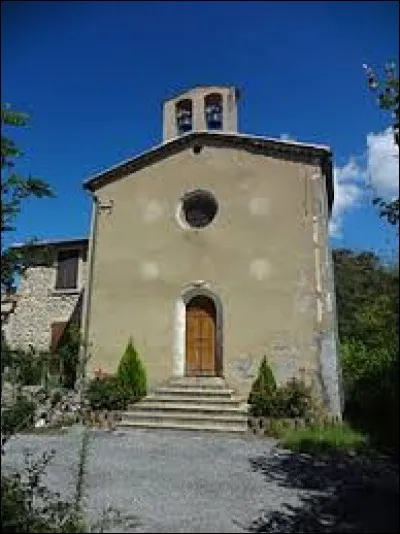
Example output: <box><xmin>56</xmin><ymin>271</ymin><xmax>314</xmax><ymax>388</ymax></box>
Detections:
<box><xmin>182</xmin><ymin>190</ymin><xmax>218</xmax><ymax>228</ymax></box>
<box><xmin>204</xmin><ymin>93</ymin><xmax>223</xmax><ymax>130</ymax></box>
<box><xmin>176</xmin><ymin>99</ymin><xmax>193</xmax><ymax>135</ymax></box>
<box><xmin>55</xmin><ymin>249</ymin><xmax>79</xmax><ymax>290</ymax></box>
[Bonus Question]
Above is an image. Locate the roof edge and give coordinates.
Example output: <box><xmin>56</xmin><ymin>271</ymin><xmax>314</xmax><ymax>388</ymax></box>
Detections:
<box><xmin>11</xmin><ymin>237</ymin><xmax>89</xmax><ymax>249</ymax></box>
<box><xmin>162</xmin><ymin>85</ymin><xmax>241</xmax><ymax>103</ymax></box>
<box><xmin>83</xmin><ymin>131</ymin><xmax>332</xmax><ymax>192</ymax></box>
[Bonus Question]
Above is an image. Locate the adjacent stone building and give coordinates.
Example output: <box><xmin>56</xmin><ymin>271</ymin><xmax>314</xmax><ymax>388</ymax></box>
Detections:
<box><xmin>4</xmin><ymin>239</ymin><xmax>88</xmax><ymax>353</ymax></box>
<box><xmin>4</xmin><ymin>85</ymin><xmax>342</xmax><ymax>417</ymax></box>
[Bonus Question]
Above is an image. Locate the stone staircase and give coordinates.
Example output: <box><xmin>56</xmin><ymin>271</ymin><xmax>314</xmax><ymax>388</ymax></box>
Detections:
<box><xmin>117</xmin><ymin>376</ymin><xmax>249</xmax><ymax>433</ymax></box>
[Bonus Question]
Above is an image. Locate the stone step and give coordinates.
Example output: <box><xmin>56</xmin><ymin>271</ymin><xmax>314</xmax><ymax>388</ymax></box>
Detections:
<box><xmin>117</xmin><ymin>420</ymin><xmax>247</xmax><ymax>433</ymax></box>
<box><xmin>165</xmin><ymin>377</ymin><xmax>227</xmax><ymax>389</ymax></box>
<box><xmin>120</xmin><ymin>377</ymin><xmax>248</xmax><ymax>434</ymax></box>
<box><xmin>129</xmin><ymin>395</ymin><xmax>244</xmax><ymax>408</ymax></box>
<box><xmin>154</xmin><ymin>387</ymin><xmax>234</xmax><ymax>397</ymax></box>
<box><xmin>130</xmin><ymin>402</ymin><xmax>247</xmax><ymax>415</ymax></box>
<box><xmin>121</xmin><ymin>411</ymin><xmax>248</xmax><ymax>425</ymax></box>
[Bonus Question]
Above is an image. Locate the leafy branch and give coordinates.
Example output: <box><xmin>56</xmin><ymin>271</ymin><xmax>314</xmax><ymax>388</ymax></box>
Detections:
<box><xmin>1</xmin><ymin>104</ymin><xmax>55</xmax><ymax>291</ymax></box>
<box><xmin>363</xmin><ymin>61</ymin><xmax>399</xmax><ymax>230</ymax></box>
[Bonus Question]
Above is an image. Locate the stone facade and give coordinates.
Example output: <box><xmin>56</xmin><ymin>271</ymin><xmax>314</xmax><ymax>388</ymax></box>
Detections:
<box><xmin>83</xmin><ymin>139</ymin><xmax>341</xmax><ymax>417</ymax></box>
<box><xmin>5</xmin><ymin>242</ymin><xmax>88</xmax><ymax>352</ymax></box>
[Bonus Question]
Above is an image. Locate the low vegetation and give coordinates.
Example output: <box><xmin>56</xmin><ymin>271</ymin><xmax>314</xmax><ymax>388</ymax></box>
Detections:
<box><xmin>1</xmin><ymin>395</ymin><xmax>36</xmax><ymax>435</ymax></box>
<box><xmin>335</xmin><ymin>249</ymin><xmax>399</xmax><ymax>452</ymax></box>
<box><xmin>4</xmin><ymin>349</ymin><xmax>44</xmax><ymax>387</ymax></box>
<box><xmin>85</xmin><ymin>374</ymin><xmax>130</xmax><ymax>411</ymax></box>
<box><xmin>279</xmin><ymin>423</ymin><xmax>368</xmax><ymax>455</ymax></box>
<box><xmin>1</xmin><ymin>451</ymin><xmax>85</xmax><ymax>533</ymax></box>
<box><xmin>117</xmin><ymin>338</ymin><xmax>147</xmax><ymax>401</ymax></box>
<box><xmin>85</xmin><ymin>338</ymin><xmax>147</xmax><ymax>412</ymax></box>
<box><xmin>248</xmin><ymin>357</ymin><xmax>313</xmax><ymax>420</ymax></box>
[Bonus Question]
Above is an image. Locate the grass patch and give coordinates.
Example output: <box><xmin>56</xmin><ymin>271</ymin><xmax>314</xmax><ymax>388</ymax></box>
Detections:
<box><xmin>279</xmin><ymin>424</ymin><xmax>368</xmax><ymax>455</ymax></box>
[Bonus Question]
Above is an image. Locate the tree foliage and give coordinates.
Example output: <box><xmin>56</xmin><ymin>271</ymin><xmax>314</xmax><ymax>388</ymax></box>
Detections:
<box><xmin>56</xmin><ymin>324</ymin><xmax>81</xmax><ymax>389</ymax></box>
<box><xmin>364</xmin><ymin>61</ymin><xmax>399</xmax><ymax>230</ymax></box>
<box><xmin>1</xmin><ymin>104</ymin><xmax>54</xmax><ymax>291</ymax></box>
<box><xmin>248</xmin><ymin>356</ymin><xmax>277</xmax><ymax>417</ymax></box>
<box><xmin>1</xmin><ymin>395</ymin><xmax>36</xmax><ymax>435</ymax></box>
<box><xmin>249</xmin><ymin>356</ymin><xmax>277</xmax><ymax>397</ymax></box>
<box><xmin>85</xmin><ymin>375</ymin><xmax>130</xmax><ymax>411</ymax></box>
<box><xmin>333</xmin><ymin>248</ymin><xmax>398</xmax><ymax>348</ymax></box>
<box><xmin>248</xmin><ymin>358</ymin><xmax>313</xmax><ymax>419</ymax></box>
<box><xmin>116</xmin><ymin>338</ymin><xmax>147</xmax><ymax>400</ymax></box>
<box><xmin>334</xmin><ymin>248</ymin><xmax>399</xmax><ymax>449</ymax></box>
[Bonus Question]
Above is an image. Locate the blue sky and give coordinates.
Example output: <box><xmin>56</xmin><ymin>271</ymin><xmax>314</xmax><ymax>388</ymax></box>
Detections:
<box><xmin>1</xmin><ymin>1</ymin><xmax>399</xmax><ymax>257</ymax></box>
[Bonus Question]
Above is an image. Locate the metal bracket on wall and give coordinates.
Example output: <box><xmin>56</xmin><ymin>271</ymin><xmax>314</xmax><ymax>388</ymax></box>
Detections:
<box><xmin>98</xmin><ymin>199</ymin><xmax>114</xmax><ymax>215</ymax></box>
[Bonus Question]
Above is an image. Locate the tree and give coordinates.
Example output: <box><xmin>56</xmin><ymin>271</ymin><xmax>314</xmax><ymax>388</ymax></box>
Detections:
<box><xmin>333</xmin><ymin>248</ymin><xmax>398</xmax><ymax>347</ymax></box>
<box><xmin>250</xmin><ymin>355</ymin><xmax>277</xmax><ymax>396</ymax></box>
<box><xmin>363</xmin><ymin>61</ymin><xmax>399</xmax><ymax>229</ymax></box>
<box><xmin>248</xmin><ymin>356</ymin><xmax>277</xmax><ymax>416</ymax></box>
<box><xmin>116</xmin><ymin>338</ymin><xmax>147</xmax><ymax>401</ymax></box>
<box><xmin>1</xmin><ymin>104</ymin><xmax>54</xmax><ymax>291</ymax></box>
<box><xmin>334</xmin><ymin>248</ymin><xmax>398</xmax><ymax>448</ymax></box>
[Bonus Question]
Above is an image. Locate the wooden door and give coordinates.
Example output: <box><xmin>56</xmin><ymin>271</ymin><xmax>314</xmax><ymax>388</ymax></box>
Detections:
<box><xmin>186</xmin><ymin>295</ymin><xmax>216</xmax><ymax>376</ymax></box>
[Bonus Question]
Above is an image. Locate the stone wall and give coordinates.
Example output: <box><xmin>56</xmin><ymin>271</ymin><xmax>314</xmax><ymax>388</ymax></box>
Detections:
<box><xmin>6</xmin><ymin>255</ymin><xmax>87</xmax><ymax>352</ymax></box>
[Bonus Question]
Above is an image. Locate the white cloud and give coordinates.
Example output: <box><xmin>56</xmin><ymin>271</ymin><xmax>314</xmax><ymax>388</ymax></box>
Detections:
<box><xmin>280</xmin><ymin>130</ymin><xmax>398</xmax><ymax>238</ymax></box>
<box><xmin>330</xmin><ymin>158</ymin><xmax>365</xmax><ymax>238</ymax></box>
<box><xmin>330</xmin><ymin>128</ymin><xmax>399</xmax><ymax>239</ymax></box>
<box><xmin>366</xmin><ymin>128</ymin><xmax>399</xmax><ymax>199</ymax></box>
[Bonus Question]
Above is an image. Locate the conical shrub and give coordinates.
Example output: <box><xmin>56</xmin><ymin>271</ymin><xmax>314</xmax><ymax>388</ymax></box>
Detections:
<box><xmin>117</xmin><ymin>338</ymin><xmax>147</xmax><ymax>401</ymax></box>
<box><xmin>248</xmin><ymin>355</ymin><xmax>277</xmax><ymax>416</ymax></box>
<box><xmin>251</xmin><ymin>355</ymin><xmax>276</xmax><ymax>395</ymax></box>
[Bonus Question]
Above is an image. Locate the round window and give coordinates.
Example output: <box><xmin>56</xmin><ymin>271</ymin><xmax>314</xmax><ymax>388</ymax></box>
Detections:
<box><xmin>179</xmin><ymin>190</ymin><xmax>218</xmax><ymax>229</ymax></box>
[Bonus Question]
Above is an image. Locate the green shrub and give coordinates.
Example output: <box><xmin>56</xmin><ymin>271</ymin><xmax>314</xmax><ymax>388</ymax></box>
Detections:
<box><xmin>341</xmin><ymin>339</ymin><xmax>399</xmax><ymax>449</ymax></box>
<box><xmin>275</xmin><ymin>377</ymin><xmax>313</xmax><ymax>418</ymax></box>
<box><xmin>248</xmin><ymin>357</ymin><xmax>313</xmax><ymax>419</ymax></box>
<box><xmin>341</xmin><ymin>339</ymin><xmax>395</xmax><ymax>402</ymax></box>
<box><xmin>1</xmin><ymin>451</ymin><xmax>85</xmax><ymax>532</ymax></box>
<box><xmin>248</xmin><ymin>356</ymin><xmax>277</xmax><ymax>416</ymax></box>
<box><xmin>248</xmin><ymin>390</ymin><xmax>278</xmax><ymax>417</ymax></box>
<box><xmin>85</xmin><ymin>375</ymin><xmax>129</xmax><ymax>411</ymax></box>
<box><xmin>9</xmin><ymin>349</ymin><xmax>44</xmax><ymax>386</ymax></box>
<box><xmin>1</xmin><ymin>396</ymin><xmax>36</xmax><ymax>435</ymax></box>
<box><xmin>1</xmin><ymin>450</ymin><xmax>137</xmax><ymax>532</ymax></box>
<box><xmin>116</xmin><ymin>338</ymin><xmax>147</xmax><ymax>401</ymax></box>
<box><xmin>56</xmin><ymin>324</ymin><xmax>81</xmax><ymax>390</ymax></box>
<box><xmin>279</xmin><ymin>423</ymin><xmax>368</xmax><ymax>454</ymax></box>
<box><xmin>250</xmin><ymin>355</ymin><xmax>277</xmax><ymax>395</ymax></box>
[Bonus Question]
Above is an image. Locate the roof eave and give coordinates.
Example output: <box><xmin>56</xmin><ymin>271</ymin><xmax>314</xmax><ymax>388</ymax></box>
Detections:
<box><xmin>11</xmin><ymin>237</ymin><xmax>89</xmax><ymax>250</ymax></box>
<box><xmin>83</xmin><ymin>131</ymin><xmax>332</xmax><ymax>193</ymax></box>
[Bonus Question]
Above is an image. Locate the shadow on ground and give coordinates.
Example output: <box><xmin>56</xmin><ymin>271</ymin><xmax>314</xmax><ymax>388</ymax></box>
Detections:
<box><xmin>246</xmin><ymin>446</ymin><xmax>399</xmax><ymax>533</ymax></box>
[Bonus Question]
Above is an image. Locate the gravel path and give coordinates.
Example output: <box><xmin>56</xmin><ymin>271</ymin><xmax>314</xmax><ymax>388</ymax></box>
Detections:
<box><xmin>2</xmin><ymin>425</ymin><xmax>85</xmax><ymax>501</ymax></box>
<box><xmin>3</xmin><ymin>426</ymin><xmax>399</xmax><ymax>533</ymax></box>
<box><xmin>83</xmin><ymin>429</ymin><xmax>303</xmax><ymax>533</ymax></box>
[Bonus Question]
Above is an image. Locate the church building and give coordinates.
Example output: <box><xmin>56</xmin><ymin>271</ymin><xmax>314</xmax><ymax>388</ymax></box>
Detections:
<box><xmin>3</xmin><ymin>85</ymin><xmax>342</xmax><ymax>420</ymax></box>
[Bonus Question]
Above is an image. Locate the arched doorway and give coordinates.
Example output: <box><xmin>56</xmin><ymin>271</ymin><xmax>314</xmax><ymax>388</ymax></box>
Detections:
<box><xmin>185</xmin><ymin>295</ymin><xmax>217</xmax><ymax>376</ymax></box>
